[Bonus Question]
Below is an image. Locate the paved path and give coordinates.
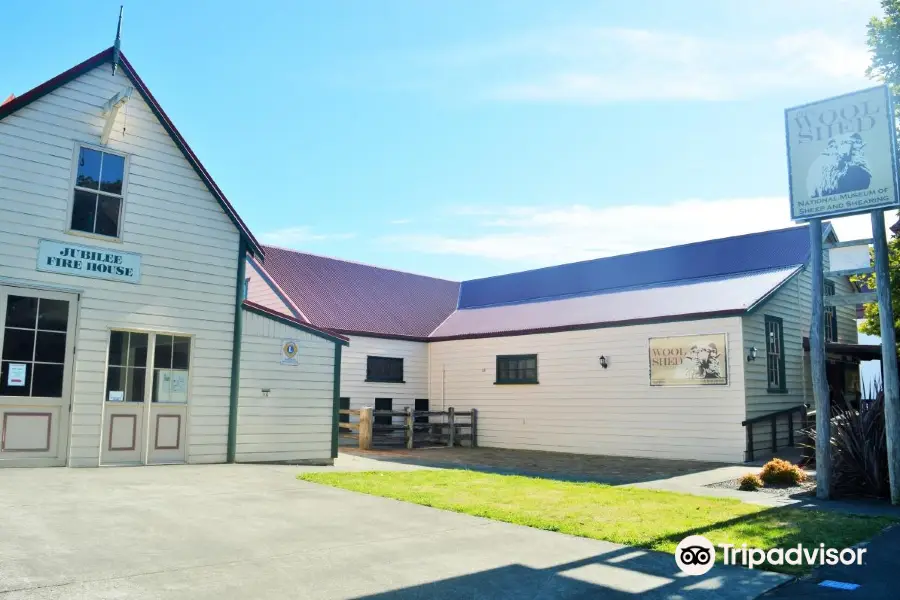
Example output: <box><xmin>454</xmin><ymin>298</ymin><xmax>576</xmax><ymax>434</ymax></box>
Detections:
<box><xmin>0</xmin><ymin>463</ymin><xmax>787</xmax><ymax>599</ymax></box>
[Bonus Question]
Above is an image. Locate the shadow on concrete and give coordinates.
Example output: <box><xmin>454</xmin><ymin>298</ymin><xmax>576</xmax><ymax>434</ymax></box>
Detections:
<box><xmin>350</xmin><ymin>545</ymin><xmax>785</xmax><ymax>600</ymax></box>
<box><xmin>339</xmin><ymin>447</ymin><xmax>733</xmax><ymax>486</ymax></box>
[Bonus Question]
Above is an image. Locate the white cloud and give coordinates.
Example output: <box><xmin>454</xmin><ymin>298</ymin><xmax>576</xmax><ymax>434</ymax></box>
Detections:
<box><xmin>383</xmin><ymin>199</ymin><xmax>892</xmax><ymax>267</ymax></box>
<box><xmin>261</xmin><ymin>227</ymin><xmax>356</xmax><ymax>247</ymax></box>
<box><xmin>449</xmin><ymin>26</ymin><xmax>872</xmax><ymax>103</ymax></box>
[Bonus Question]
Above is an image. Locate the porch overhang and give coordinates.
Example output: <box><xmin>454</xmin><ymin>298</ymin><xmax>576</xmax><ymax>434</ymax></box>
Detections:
<box><xmin>802</xmin><ymin>337</ymin><xmax>882</xmax><ymax>361</ymax></box>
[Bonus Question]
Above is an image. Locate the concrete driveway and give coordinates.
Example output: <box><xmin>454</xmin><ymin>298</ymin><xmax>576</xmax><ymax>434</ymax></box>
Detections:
<box><xmin>0</xmin><ymin>462</ymin><xmax>788</xmax><ymax>599</ymax></box>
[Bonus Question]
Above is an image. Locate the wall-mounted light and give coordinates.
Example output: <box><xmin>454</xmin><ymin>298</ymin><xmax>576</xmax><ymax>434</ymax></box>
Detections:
<box><xmin>599</xmin><ymin>355</ymin><xmax>609</xmax><ymax>369</ymax></box>
<box><xmin>746</xmin><ymin>347</ymin><xmax>758</xmax><ymax>362</ymax></box>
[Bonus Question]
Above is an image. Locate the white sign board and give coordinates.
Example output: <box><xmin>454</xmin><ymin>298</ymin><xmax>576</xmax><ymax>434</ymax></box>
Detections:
<box><xmin>156</xmin><ymin>370</ymin><xmax>189</xmax><ymax>403</ymax></box>
<box><xmin>7</xmin><ymin>364</ymin><xmax>27</xmax><ymax>387</ymax></box>
<box><xmin>828</xmin><ymin>245</ymin><xmax>872</xmax><ymax>273</ymax></box>
<box><xmin>281</xmin><ymin>339</ymin><xmax>300</xmax><ymax>365</ymax></box>
<box><xmin>785</xmin><ymin>85</ymin><xmax>899</xmax><ymax>221</ymax></box>
<box><xmin>37</xmin><ymin>239</ymin><xmax>141</xmax><ymax>284</ymax></box>
<box><xmin>108</xmin><ymin>391</ymin><xmax>124</xmax><ymax>402</ymax></box>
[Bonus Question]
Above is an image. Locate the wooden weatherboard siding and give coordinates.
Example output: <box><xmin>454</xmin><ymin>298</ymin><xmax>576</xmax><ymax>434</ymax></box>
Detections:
<box><xmin>236</xmin><ymin>311</ymin><xmax>334</xmax><ymax>463</ymax></box>
<box><xmin>341</xmin><ymin>335</ymin><xmax>428</xmax><ymax>414</ymax></box>
<box><xmin>741</xmin><ymin>258</ymin><xmax>858</xmax><ymax>451</ymax></box>
<box><xmin>0</xmin><ymin>62</ymin><xmax>240</xmax><ymax>466</ymax></box>
<box><xmin>428</xmin><ymin>317</ymin><xmax>747</xmax><ymax>462</ymax></box>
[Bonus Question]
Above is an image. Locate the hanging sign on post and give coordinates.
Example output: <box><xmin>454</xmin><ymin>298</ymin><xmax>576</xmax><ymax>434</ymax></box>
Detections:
<box><xmin>785</xmin><ymin>85</ymin><xmax>899</xmax><ymax>221</ymax></box>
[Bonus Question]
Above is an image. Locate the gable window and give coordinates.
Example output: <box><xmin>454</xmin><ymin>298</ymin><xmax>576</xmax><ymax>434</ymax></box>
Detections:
<box><xmin>824</xmin><ymin>280</ymin><xmax>838</xmax><ymax>343</ymax></box>
<box><xmin>496</xmin><ymin>354</ymin><xmax>538</xmax><ymax>384</ymax></box>
<box><xmin>765</xmin><ymin>316</ymin><xmax>786</xmax><ymax>393</ymax></box>
<box><xmin>366</xmin><ymin>356</ymin><xmax>404</xmax><ymax>383</ymax></box>
<box><xmin>70</xmin><ymin>146</ymin><xmax>126</xmax><ymax>238</ymax></box>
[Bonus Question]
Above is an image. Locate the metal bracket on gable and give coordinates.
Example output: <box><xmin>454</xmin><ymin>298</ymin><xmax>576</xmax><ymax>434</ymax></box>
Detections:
<box><xmin>100</xmin><ymin>87</ymin><xmax>133</xmax><ymax>145</ymax></box>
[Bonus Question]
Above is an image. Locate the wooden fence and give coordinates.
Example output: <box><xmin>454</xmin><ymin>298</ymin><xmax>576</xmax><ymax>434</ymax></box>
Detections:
<box><xmin>339</xmin><ymin>406</ymin><xmax>477</xmax><ymax>450</ymax></box>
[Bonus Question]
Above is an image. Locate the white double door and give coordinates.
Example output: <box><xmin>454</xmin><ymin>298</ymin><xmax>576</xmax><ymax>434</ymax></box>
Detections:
<box><xmin>0</xmin><ymin>286</ymin><xmax>77</xmax><ymax>467</ymax></box>
<box><xmin>100</xmin><ymin>331</ymin><xmax>190</xmax><ymax>465</ymax></box>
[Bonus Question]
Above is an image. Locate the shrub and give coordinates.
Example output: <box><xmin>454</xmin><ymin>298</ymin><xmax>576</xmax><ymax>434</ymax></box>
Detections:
<box><xmin>759</xmin><ymin>458</ymin><xmax>806</xmax><ymax>486</ymax></box>
<box><xmin>805</xmin><ymin>394</ymin><xmax>889</xmax><ymax>499</ymax></box>
<box><xmin>738</xmin><ymin>473</ymin><xmax>763</xmax><ymax>491</ymax></box>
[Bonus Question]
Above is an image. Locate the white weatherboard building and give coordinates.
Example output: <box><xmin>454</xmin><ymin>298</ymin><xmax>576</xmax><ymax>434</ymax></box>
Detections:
<box><xmin>249</xmin><ymin>226</ymin><xmax>869</xmax><ymax>464</ymax></box>
<box><xmin>0</xmin><ymin>47</ymin><xmax>346</xmax><ymax>468</ymax></box>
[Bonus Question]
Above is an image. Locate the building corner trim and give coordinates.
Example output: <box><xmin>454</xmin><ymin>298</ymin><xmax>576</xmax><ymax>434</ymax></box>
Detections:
<box><xmin>227</xmin><ymin>239</ymin><xmax>247</xmax><ymax>463</ymax></box>
<box><xmin>331</xmin><ymin>344</ymin><xmax>342</xmax><ymax>459</ymax></box>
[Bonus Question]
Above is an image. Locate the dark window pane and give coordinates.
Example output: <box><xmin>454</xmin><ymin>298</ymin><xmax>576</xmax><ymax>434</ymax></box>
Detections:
<box><xmin>415</xmin><ymin>399</ymin><xmax>429</xmax><ymax>424</ymax></box>
<box><xmin>6</xmin><ymin>296</ymin><xmax>37</xmax><ymax>329</ymax></box>
<box><xmin>155</xmin><ymin>335</ymin><xmax>173</xmax><ymax>369</ymax></box>
<box><xmin>2</xmin><ymin>329</ymin><xmax>35</xmax><ymax>361</ymax></box>
<box><xmin>374</xmin><ymin>398</ymin><xmax>392</xmax><ymax>425</ymax></box>
<box><xmin>38</xmin><ymin>299</ymin><xmax>68</xmax><ymax>332</ymax></box>
<box><xmin>32</xmin><ymin>363</ymin><xmax>63</xmax><ymax>397</ymax></box>
<box><xmin>129</xmin><ymin>333</ymin><xmax>148</xmax><ymax>367</ymax></box>
<box><xmin>95</xmin><ymin>195</ymin><xmax>121</xmax><ymax>237</ymax></box>
<box><xmin>35</xmin><ymin>331</ymin><xmax>66</xmax><ymax>364</ymax></box>
<box><xmin>0</xmin><ymin>361</ymin><xmax>31</xmax><ymax>396</ymax></box>
<box><xmin>76</xmin><ymin>147</ymin><xmax>101</xmax><ymax>189</ymax></box>
<box><xmin>106</xmin><ymin>366</ymin><xmax>126</xmax><ymax>398</ymax></box>
<box><xmin>339</xmin><ymin>397</ymin><xmax>350</xmax><ymax>423</ymax></box>
<box><xmin>99</xmin><ymin>153</ymin><xmax>125</xmax><ymax>194</ymax></box>
<box><xmin>71</xmin><ymin>190</ymin><xmax>97</xmax><ymax>233</ymax></box>
<box><xmin>128</xmin><ymin>367</ymin><xmax>146</xmax><ymax>402</ymax></box>
<box><xmin>108</xmin><ymin>331</ymin><xmax>128</xmax><ymax>366</ymax></box>
<box><xmin>172</xmin><ymin>337</ymin><xmax>191</xmax><ymax>370</ymax></box>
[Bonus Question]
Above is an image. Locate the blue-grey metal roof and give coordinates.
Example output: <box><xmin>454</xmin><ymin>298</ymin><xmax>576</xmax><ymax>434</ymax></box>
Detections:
<box><xmin>457</xmin><ymin>225</ymin><xmax>812</xmax><ymax>309</ymax></box>
<box><xmin>430</xmin><ymin>267</ymin><xmax>802</xmax><ymax>339</ymax></box>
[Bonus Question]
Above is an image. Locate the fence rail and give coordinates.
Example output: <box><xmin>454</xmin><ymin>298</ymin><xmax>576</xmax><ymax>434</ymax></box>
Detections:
<box><xmin>339</xmin><ymin>406</ymin><xmax>477</xmax><ymax>450</ymax></box>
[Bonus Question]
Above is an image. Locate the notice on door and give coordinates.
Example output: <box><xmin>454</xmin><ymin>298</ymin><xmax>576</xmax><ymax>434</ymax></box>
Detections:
<box><xmin>7</xmin><ymin>364</ymin><xmax>26</xmax><ymax>387</ymax></box>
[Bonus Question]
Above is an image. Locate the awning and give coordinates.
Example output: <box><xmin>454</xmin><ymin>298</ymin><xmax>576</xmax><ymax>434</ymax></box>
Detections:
<box><xmin>802</xmin><ymin>337</ymin><xmax>882</xmax><ymax>360</ymax></box>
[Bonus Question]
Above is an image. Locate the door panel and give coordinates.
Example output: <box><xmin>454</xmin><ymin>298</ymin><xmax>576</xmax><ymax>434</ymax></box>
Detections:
<box><xmin>147</xmin><ymin>405</ymin><xmax>186</xmax><ymax>464</ymax></box>
<box><xmin>0</xmin><ymin>287</ymin><xmax>76</xmax><ymax>468</ymax></box>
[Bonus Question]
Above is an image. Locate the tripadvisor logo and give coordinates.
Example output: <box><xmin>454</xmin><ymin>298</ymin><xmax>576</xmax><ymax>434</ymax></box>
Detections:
<box><xmin>675</xmin><ymin>535</ymin><xmax>868</xmax><ymax>575</ymax></box>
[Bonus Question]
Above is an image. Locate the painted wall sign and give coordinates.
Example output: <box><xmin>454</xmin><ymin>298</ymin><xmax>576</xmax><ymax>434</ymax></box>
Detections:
<box><xmin>7</xmin><ymin>364</ymin><xmax>27</xmax><ymax>387</ymax></box>
<box><xmin>36</xmin><ymin>239</ymin><xmax>141</xmax><ymax>284</ymax></box>
<box><xmin>649</xmin><ymin>334</ymin><xmax>728</xmax><ymax>386</ymax></box>
<box><xmin>281</xmin><ymin>339</ymin><xmax>300</xmax><ymax>365</ymax></box>
<box><xmin>785</xmin><ymin>85</ymin><xmax>899</xmax><ymax>221</ymax></box>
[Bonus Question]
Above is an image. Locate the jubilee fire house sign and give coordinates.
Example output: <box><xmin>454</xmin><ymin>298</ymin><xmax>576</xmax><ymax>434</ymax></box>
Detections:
<box><xmin>37</xmin><ymin>239</ymin><xmax>142</xmax><ymax>284</ymax></box>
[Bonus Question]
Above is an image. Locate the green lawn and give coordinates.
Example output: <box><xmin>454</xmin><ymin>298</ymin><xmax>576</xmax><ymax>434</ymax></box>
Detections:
<box><xmin>299</xmin><ymin>470</ymin><xmax>896</xmax><ymax>575</ymax></box>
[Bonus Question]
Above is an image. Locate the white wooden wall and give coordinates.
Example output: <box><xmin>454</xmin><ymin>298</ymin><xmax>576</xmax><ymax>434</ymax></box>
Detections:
<box><xmin>428</xmin><ymin>317</ymin><xmax>747</xmax><ymax>463</ymax></box>
<box><xmin>237</xmin><ymin>311</ymin><xmax>334</xmax><ymax>463</ymax></box>
<box><xmin>341</xmin><ymin>335</ymin><xmax>429</xmax><ymax>414</ymax></box>
<box><xmin>0</xmin><ymin>61</ymin><xmax>241</xmax><ymax>466</ymax></box>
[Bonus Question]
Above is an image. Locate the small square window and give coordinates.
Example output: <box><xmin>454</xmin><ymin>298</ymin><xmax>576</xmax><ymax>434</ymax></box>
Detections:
<box><xmin>496</xmin><ymin>355</ymin><xmax>539</xmax><ymax>384</ymax></box>
<box><xmin>71</xmin><ymin>147</ymin><xmax>127</xmax><ymax>238</ymax></box>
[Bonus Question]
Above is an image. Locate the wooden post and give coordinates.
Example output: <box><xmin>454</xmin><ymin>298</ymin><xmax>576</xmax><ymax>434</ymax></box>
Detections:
<box><xmin>359</xmin><ymin>407</ymin><xmax>373</xmax><ymax>451</ymax></box>
<box><xmin>872</xmin><ymin>210</ymin><xmax>900</xmax><ymax>504</ymax></box>
<box><xmin>405</xmin><ymin>406</ymin><xmax>414</xmax><ymax>450</ymax></box>
<box><xmin>471</xmin><ymin>408</ymin><xmax>478</xmax><ymax>448</ymax></box>
<box><xmin>447</xmin><ymin>406</ymin><xmax>455</xmax><ymax>448</ymax></box>
<box><xmin>810</xmin><ymin>218</ymin><xmax>831</xmax><ymax>499</ymax></box>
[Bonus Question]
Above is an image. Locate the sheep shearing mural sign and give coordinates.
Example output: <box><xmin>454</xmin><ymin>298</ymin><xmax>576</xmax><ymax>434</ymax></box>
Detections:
<box><xmin>785</xmin><ymin>85</ymin><xmax>899</xmax><ymax>220</ymax></box>
<box><xmin>648</xmin><ymin>334</ymin><xmax>728</xmax><ymax>387</ymax></box>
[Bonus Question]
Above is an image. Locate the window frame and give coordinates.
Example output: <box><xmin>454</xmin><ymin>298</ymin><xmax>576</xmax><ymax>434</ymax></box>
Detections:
<box><xmin>365</xmin><ymin>356</ymin><xmax>404</xmax><ymax>383</ymax></box>
<box><xmin>495</xmin><ymin>354</ymin><xmax>539</xmax><ymax>385</ymax></box>
<box><xmin>103</xmin><ymin>329</ymin><xmax>194</xmax><ymax>404</ymax></box>
<box><xmin>66</xmin><ymin>143</ymin><xmax>130</xmax><ymax>242</ymax></box>
<box><xmin>824</xmin><ymin>280</ymin><xmax>838</xmax><ymax>343</ymax></box>
<box><xmin>764</xmin><ymin>315</ymin><xmax>787</xmax><ymax>393</ymax></box>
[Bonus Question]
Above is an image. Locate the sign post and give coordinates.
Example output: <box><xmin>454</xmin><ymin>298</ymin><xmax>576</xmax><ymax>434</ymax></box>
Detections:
<box><xmin>785</xmin><ymin>85</ymin><xmax>900</xmax><ymax>503</ymax></box>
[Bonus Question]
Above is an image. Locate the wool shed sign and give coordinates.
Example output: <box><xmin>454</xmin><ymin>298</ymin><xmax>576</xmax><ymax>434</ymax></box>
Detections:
<box><xmin>649</xmin><ymin>334</ymin><xmax>728</xmax><ymax>386</ymax></box>
<box><xmin>37</xmin><ymin>240</ymin><xmax>141</xmax><ymax>284</ymax></box>
<box><xmin>785</xmin><ymin>85</ymin><xmax>899</xmax><ymax>221</ymax></box>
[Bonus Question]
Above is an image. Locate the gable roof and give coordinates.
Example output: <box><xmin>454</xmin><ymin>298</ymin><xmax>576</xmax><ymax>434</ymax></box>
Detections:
<box><xmin>458</xmin><ymin>225</ymin><xmax>812</xmax><ymax>309</ymax></box>
<box><xmin>254</xmin><ymin>246</ymin><xmax>461</xmax><ymax>339</ymax></box>
<box><xmin>0</xmin><ymin>47</ymin><xmax>263</xmax><ymax>257</ymax></box>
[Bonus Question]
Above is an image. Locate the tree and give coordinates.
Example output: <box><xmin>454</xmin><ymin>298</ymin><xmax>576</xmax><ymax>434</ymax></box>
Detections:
<box><xmin>858</xmin><ymin>1</ymin><xmax>900</xmax><ymax>348</ymax></box>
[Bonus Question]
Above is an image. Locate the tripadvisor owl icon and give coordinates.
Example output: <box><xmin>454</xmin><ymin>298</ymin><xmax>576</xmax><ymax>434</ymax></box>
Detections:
<box><xmin>675</xmin><ymin>535</ymin><xmax>716</xmax><ymax>575</ymax></box>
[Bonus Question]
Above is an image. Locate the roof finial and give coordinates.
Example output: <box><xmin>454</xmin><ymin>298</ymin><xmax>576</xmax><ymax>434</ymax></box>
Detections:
<box><xmin>112</xmin><ymin>5</ymin><xmax>123</xmax><ymax>75</ymax></box>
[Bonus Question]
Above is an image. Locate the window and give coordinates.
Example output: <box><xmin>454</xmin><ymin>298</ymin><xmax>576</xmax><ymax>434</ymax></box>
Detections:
<box><xmin>374</xmin><ymin>398</ymin><xmax>392</xmax><ymax>426</ymax></box>
<box><xmin>415</xmin><ymin>398</ymin><xmax>429</xmax><ymax>424</ymax></box>
<box><xmin>71</xmin><ymin>146</ymin><xmax>126</xmax><ymax>238</ymax></box>
<box><xmin>765</xmin><ymin>316</ymin><xmax>786</xmax><ymax>393</ymax></box>
<box><xmin>339</xmin><ymin>397</ymin><xmax>350</xmax><ymax>423</ymax></box>
<box><xmin>496</xmin><ymin>354</ymin><xmax>538</xmax><ymax>384</ymax></box>
<box><xmin>106</xmin><ymin>331</ymin><xmax>149</xmax><ymax>402</ymax></box>
<box><xmin>152</xmin><ymin>335</ymin><xmax>191</xmax><ymax>403</ymax></box>
<box><xmin>1</xmin><ymin>295</ymin><xmax>69</xmax><ymax>397</ymax></box>
<box><xmin>824</xmin><ymin>280</ymin><xmax>838</xmax><ymax>343</ymax></box>
<box><xmin>366</xmin><ymin>356</ymin><xmax>404</xmax><ymax>383</ymax></box>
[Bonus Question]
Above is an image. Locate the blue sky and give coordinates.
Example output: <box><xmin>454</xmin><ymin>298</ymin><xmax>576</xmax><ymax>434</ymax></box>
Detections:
<box><xmin>2</xmin><ymin>0</ymin><xmax>891</xmax><ymax>280</ymax></box>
